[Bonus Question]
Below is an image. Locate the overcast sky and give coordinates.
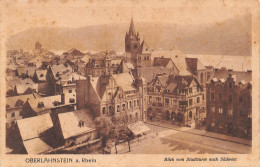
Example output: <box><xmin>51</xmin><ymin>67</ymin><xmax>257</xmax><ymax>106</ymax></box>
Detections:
<box><xmin>1</xmin><ymin>0</ymin><xmax>257</xmax><ymax>38</ymax></box>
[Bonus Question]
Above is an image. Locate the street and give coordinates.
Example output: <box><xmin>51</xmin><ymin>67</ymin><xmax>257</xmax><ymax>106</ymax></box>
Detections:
<box><xmin>127</xmin><ymin>123</ymin><xmax>251</xmax><ymax>154</ymax></box>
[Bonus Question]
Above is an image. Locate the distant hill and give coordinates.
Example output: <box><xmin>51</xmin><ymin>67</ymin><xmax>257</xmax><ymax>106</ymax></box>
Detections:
<box><xmin>7</xmin><ymin>14</ymin><xmax>251</xmax><ymax>56</ymax></box>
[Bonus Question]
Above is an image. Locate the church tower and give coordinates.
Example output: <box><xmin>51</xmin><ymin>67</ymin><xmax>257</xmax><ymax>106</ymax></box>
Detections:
<box><xmin>125</xmin><ymin>17</ymin><xmax>141</xmax><ymax>54</ymax></box>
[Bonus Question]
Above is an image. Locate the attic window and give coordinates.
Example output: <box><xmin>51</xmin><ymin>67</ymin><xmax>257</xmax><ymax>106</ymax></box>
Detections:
<box><xmin>37</xmin><ymin>102</ymin><xmax>44</xmax><ymax>108</ymax></box>
<box><xmin>40</xmin><ymin>74</ymin><xmax>44</xmax><ymax>77</ymax></box>
<box><xmin>78</xmin><ymin>120</ymin><xmax>84</xmax><ymax>127</ymax></box>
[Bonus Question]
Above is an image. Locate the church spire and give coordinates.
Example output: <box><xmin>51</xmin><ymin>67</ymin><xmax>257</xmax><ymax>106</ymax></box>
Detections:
<box><xmin>129</xmin><ymin>16</ymin><xmax>136</xmax><ymax>36</ymax></box>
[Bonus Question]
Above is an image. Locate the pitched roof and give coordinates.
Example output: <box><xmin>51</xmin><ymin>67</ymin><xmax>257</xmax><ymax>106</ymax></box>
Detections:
<box><xmin>15</xmin><ymin>80</ymin><xmax>38</xmax><ymax>94</ymax></box>
<box><xmin>212</xmin><ymin>68</ymin><xmax>252</xmax><ymax>84</ymax></box>
<box><xmin>17</xmin><ymin>113</ymin><xmax>53</xmax><ymax>141</ymax></box>
<box><xmin>6</xmin><ymin>94</ymin><xmax>35</xmax><ymax>109</ymax></box>
<box><xmin>185</xmin><ymin>58</ymin><xmax>206</xmax><ymax>74</ymax></box>
<box><xmin>58</xmin><ymin>109</ymin><xmax>95</xmax><ymax>139</ymax></box>
<box><xmin>23</xmin><ymin>138</ymin><xmax>53</xmax><ymax>154</ymax></box>
<box><xmin>112</xmin><ymin>73</ymin><xmax>136</xmax><ymax>92</ymax></box>
<box><xmin>16</xmin><ymin>66</ymin><xmax>37</xmax><ymax>77</ymax></box>
<box><xmin>57</xmin><ymin>72</ymin><xmax>86</xmax><ymax>85</ymax></box>
<box><xmin>153</xmin><ymin>57</ymin><xmax>171</xmax><ymax>67</ymax></box>
<box><xmin>50</xmin><ymin>64</ymin><xmax>73</xmax><ymax>80</ymax></box>
<box><xmin>35</xmin><ymin>70</ymin><xmax>47</xmax><ymax>81</ymax></box>
<box><xmin>151</xmin><ymin>49</ymin><xmax>191</xmax><ymax>76</ymax></box>
<box><xmin>137</xmin><ymin>66</ymin><xmax>172</xmax><ymax>84</ymax></box>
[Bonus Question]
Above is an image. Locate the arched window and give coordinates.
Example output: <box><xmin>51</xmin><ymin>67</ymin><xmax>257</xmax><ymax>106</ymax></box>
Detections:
<box><xmin>102</xmin><ymin>107</ymin><xmax>106</xmax><ymax>114</ymax></box>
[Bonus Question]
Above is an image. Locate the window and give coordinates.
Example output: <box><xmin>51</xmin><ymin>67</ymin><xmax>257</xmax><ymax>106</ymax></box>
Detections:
<box><xmin>134</xmin><ymin>45</ymin><xmax>138</xmax><ymax>49</ymax></box>
<box><xmin>122</xmin><ymin>104</ymin><xmax>125</xmax><ymax>111</ymax></box>
<box><xmin>229</xmin><ymin>95</ymin><xmax>233</xmax><ymax>102</ymax></box>
<box><xmin>219</xmin><ymin>93</ymin><xmax>223</xmax><ymax>101</ymax></box>
<box><xmin>69</xmin><ymin>89</ymin><xmax>72</xmax><ymax>93</ymax></box>
<box><xmin>134</xmin><ymin>100</ymin><xmax>136</xmax><ymax>107</ymax></box>
<box><xmin>6</xmin><ymin>105</ymin><xmax>10</xmax><ymax>109</ymax></box>
<box><xmin>102</xmin><ymin>107</ymin><xmax>106</xmax><ymax>114</ymax></box>
<box><xmin>239</xmin><ymin>95</ymin><xmax>243</xmax><ymax>103</ymax></box>
<box><xmin>228</xmin><ymin>109</ymin><xmax>233</xmax><ymax>116</ymax></box>
<box><xmin>109</xmin><ymin>106</ymin><xmax>112</xmax><ymax>113</ymax></box>
<box><xmin>189</xmin><ymin>99</ymin><xmax>193</xmax><ymax>106</ymax></box>
<box><xmin>11</xmin><ymin>112</ymin><xmax>15</xmax><ymax>117</ymax></box>
<box><xmin>165</xmin><ymin>98</ymin><xmax>169</xmax><ymax>106</ymax></box>
<box><xmin>211</xmin><ymin>92</ymin><xmax>215</xmax><ymax>101</ymax></box>
<box><xmin>202</xmin><ymin>94</ymin><xmax>205</xmax><ymax>100</ymax></box>
<box><xmin>126</xmin><ymin>102</ymin><xmax>128</xmax><ymax>109</ymax></box>
<box><xmin>147</xmin><ymin>56</ymin><xmax>149</xmax><ymax>60</ymax></box>
<box><xmin>78</xmin><ymin>120</ymin><xmax>84</xmax><ymax>127</ymax></box>
<box><xmin>144</xmin><ymin>57</ymin><xmax>147</xmax><ymax>61</ymax></box>
<box><xmin>218</xmin><ymin>107</ymin><xmax>223</xmax><ymax>114</ymax></box>
<box><xmin>211</xmin><ymin>106</ymin><xmax>215</xmax><ymax>113</ymax></box>
<box><xmin>129</xmin><ymin>101</ymin><xmax>132</xmax><ymax>108</ymax></box>
<box><xmin>117</xmin><ymin>105</ymin><xmax>120</xmax><ymax>112</ymax></box>
<box><xmin>37</xmin><ymin>102</ymin><xmax>44</xmax><ymax>108</ymax></box>
<box><xmin>19</xmin><ymin>111</ymin><xmax>22</xmax><ymax>116</ymax></box>
<box><xmin>137</xmin><ymin>100</ymin><xmax>139</xmax><ymax>106</ymax></box>
<box><xmin>189</xmin><ymin>88</ymin><xmax>193</xmax><ymax>94</ymax></box>
<box><xmin>197</xmin><ymin>97</ymin><xmax>200</xmax><ymax>103</ymax></box>
<box><xmin>69</xmin><ymin>98</ymin><xmax>75</xmax><ymax>103</ymax></box>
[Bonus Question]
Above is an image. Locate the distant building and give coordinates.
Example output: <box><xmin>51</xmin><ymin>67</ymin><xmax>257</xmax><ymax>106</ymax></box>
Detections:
<box><xmin>85</xmin><ymin>51</ymin><xmax>123</xmax><ymax>77</ymax></box>
<box><xmin>146</xmin><ymin>74</ymin><xmax>205</xmax><ymax>126</ymax></box>
<box><xmin>125</xmin><ymin>17</ymin><xmax>152</xmax><ymax>69</ymax></box>
<box><xmin>206</xmin><ymin>68</ymin><xmax>252</xmax><ymax>139</ymax></box>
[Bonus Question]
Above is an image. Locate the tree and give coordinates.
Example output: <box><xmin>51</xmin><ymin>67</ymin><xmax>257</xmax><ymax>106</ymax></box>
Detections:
<box><xmin>94</xmin><ymin>116</ymin><xmax>114</xmax><ymax>147</ymax></box>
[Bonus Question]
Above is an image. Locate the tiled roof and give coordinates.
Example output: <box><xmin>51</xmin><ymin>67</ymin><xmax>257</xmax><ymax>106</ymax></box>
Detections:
<box><xmin>137</xmin><ymin>66</ymin><xmax>172</xmax><ymax>84</ymax></box>
<box><xmin>153</xmin><ymin>57</ymin><xmax>171</xmax><ymax>67</ymax></box>
<box><xmin>23</xmin><ymin>138</ymin><xmax>53</xmax><ymax>154</ymax></box>
<box><xmin>26</xmin><ymin>94</ymin><xmax>75</xmax><ymax>114</ymax></box>
<box><xmin>212</xmin><ymin>68</ymin><xmax>252</xmax><ymax>84</ymax></box>
<box><xmin>16</xmin><ymin>66</ymin><xmax>37</xmax><ymax>77</ymax></box>
<box><xmin>56</xmin><ymin>72</ymin><xmax>86</xmax><ymax>85</ymax></box>
<box><xmin>17</xmin><ymin>113</ymin><xmax>53</xmax><ymax>141</ymax></box>
<box><xmin>35</xmin><ymin>70</ymin><xmax>47</xmax><ymax>81</ymax></box>
<box><xmin>58</xmin><ymin>109</ymin><xmax>95</xmax><ymax>139</ymax></box>
<box><xmin>6</xmin><ymin>94</ymin><xmax>35</xmax><ymax>109</ymax></box>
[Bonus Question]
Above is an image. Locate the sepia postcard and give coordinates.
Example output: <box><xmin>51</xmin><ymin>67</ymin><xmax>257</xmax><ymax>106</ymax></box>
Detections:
<box><xmin>0</xmin><ymin>0</ymin><xmax>259</xmax><ymax>166</ymax></box>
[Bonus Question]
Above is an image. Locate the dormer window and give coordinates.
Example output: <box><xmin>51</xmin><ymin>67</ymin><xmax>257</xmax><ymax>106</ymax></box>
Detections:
<box><xmin>37</xmin><ymin>102</ymin><xmax>44</xmax><ymax>108</ymax></box>
<box><xmin>78</xmin><ymin>120</ymin><xmax>84</xmax><ymax>127</ymax></box>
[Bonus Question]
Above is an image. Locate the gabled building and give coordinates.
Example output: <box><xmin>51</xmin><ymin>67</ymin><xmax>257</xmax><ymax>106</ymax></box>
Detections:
<box><xmin>55</xmin><ymin>109</ymin><xmax>97</xmax><ymax>147</ymax></box>
<box><xmin>206</xmin><ymin>69</ymin><xmax>252</xmax><ymax>139</ymax></box>
<box><xmin>85</xmin><ymin>52</ymin><xmax>123</xmax><ymax>77</ymax></box>
<box><xmin>6</xmin><ymin>94</ymin><xmax>36</xmax><ymax>124</ymax></box>
<box><xmin>21</xmin><ymin>94</ymin><xmax>76</xmax><ymax>119</ymax></box>
<box><xmin>33</xmin><ymin>70</ymin><xmax>47</xmax><ymax>83</ymax></box>
<box><xmin>15</xmin><ymin>113</ymin><xmax>54</xmax><ymax>154</ymax></box>
<box><xmin>147</xmin><ymin>74</ymin><xmax>204</xmax><ymax>126</ymax></box>
<box><xmin>76</xmin><ymin>72</ymin><xmax>147</xmax><ymax>123</ymax></box>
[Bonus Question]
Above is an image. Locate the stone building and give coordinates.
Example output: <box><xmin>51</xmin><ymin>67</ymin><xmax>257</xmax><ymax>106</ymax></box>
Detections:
<box><xmin>146</xmin><ymin>73</ymin><xmax>205</xmax><ymax>126</ymax></box>
<box><xmin>206</xmin><ymin>68</ymin><xmax>252</xmax><ymax>139</ymax></box>
<box><xmin>76</xmin><ymin>72</ymin><xmax>147</xmax><ymax>123</ymax></box>
<box><xmin>85</xmin><ymin>51</ymin><xmax>123</xmax><ymax>77</ymax></box>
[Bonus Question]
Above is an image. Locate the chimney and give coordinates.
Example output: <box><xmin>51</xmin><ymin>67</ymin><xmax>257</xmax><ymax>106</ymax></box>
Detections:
<box><xmin>61</xmin><ymin>93</ymin><xmax>65</xmax><ymax>104</ymax></box>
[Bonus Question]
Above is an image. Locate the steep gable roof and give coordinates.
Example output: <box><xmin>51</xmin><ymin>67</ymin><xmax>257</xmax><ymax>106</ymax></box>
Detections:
<box><xmin>58</xmin><ymin>109</ymin><xmax>95</xmax><ymax>139</ymax></box>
